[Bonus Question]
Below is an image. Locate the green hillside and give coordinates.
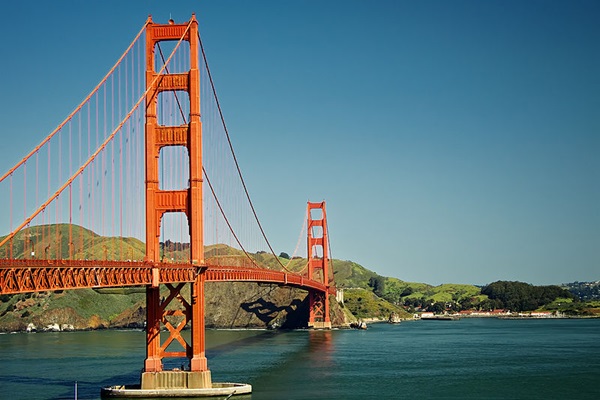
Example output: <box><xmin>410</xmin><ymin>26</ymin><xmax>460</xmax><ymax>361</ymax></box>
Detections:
<box><xmin>0</xmin><ymin>224</ymin><xmax>145</xmax><ymax>261</ymax></box>
<box><xmin>343</xmin><ymin>288</ymin><xmax>408</xmax><ymax>320</ymax></box>
<box><xmin>330</xmin><ymin>260</ymin><xmax>378</xmax><ymax>288</ymax></box>
<box><xmin>360</xmin><ymin>274</ymin><xmax>485</xmax><ymax>310</ymax></box>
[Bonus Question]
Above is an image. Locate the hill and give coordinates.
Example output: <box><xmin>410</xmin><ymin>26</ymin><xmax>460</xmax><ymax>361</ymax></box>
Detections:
<box><xmin>2</xmin><ymin>224</ymin><xmax>598</xmax><ymax>331</ymax></box>
<box><xmin>0</xmin><ymin>224</ymin><xmax>146</xmax><ymax>261</ymax></box>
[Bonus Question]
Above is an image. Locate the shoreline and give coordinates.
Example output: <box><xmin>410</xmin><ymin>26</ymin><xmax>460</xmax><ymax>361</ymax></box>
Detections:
<box><xmin>0</xmin><ymin>323</ymin><xmax>357</xmax><ymax>335</ymax></box>
<box><xmin>2</xmin><ymin>315</ymin><xmax>599</xmax><ymax>334</ymax></box>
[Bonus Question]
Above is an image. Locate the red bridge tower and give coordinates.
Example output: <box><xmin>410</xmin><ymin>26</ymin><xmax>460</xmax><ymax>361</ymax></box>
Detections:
<box><xmin>142</xmin><ymin>15</ymin><xmax>211</xmax><ymax>389</ymax></box>
<box><xmin>307</xmin><ymin>201</ymin><xmax>332</xmax><ymax>329</ymax></box>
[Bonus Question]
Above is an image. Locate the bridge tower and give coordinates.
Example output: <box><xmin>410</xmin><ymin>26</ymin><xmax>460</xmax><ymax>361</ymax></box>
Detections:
<box><xmin>142</xmin><ymin>15</ymin><xmax>211</xmax><ymax>389</ymax></box>
<box><xmin>307</xmin><ymin>201</ymin><xmax>332</xmax><ymax>329</ymax></box>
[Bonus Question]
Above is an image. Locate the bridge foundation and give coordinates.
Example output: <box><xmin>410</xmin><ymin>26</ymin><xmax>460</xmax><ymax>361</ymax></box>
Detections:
<box><xmin>309</xmin><ymin>321</ymin><xmax>332</xmax><ymax>329</ymax></box>
<box><xmin>102</xmin><ymin>381</ymin><xmax>251</xmax><ymax>399</ymax></box>
<box><xmin>141</xmin><ymin>370</ymin><xmax>212</xmax><ymax>390</ymax></box>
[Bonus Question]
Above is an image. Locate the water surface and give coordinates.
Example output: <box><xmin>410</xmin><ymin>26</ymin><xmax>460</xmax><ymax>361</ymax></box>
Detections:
<box><xmin>1</xmin><ymin>318</ymin><xmax>598</xmax><ymax>399</ymax></box>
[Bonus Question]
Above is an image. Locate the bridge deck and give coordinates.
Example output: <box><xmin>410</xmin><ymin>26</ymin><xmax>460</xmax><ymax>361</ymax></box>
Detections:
<box><xmin>0</xmin><ymin>259</ymin><xmax>334</xmax><ymax>295</ymax></box>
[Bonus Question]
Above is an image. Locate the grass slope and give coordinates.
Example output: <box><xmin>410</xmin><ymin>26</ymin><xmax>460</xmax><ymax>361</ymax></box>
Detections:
<box><xmin>381</xmin><ymin>277</ymin><xmax>484</xmax><ymax>305</ymax></box>
<box><xmin>343</xmin><ymin>288</ymin><xmax>411</xmax><ymax>320</ymax></box>
<box><xmin>0</xmin><ymin>224</ymin><xmax>145</xmax><ymax>261</ymax></box>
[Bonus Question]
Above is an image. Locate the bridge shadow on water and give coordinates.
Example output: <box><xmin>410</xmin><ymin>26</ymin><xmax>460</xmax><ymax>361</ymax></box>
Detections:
<box><xmin>204</xmin><ymin>328</ymin><xmax>335</xmax><ymax>400</ymax></box>
<box><xmin>249</xmin><ymin>329</ymin><xmax>336</xmax><ymax>400</ymax></box>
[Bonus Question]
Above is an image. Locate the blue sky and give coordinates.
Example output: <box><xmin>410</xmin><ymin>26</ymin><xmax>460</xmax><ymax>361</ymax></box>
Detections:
<box><xmin>0</xmin><ymin>1</ymin><xmax>598</xmax><ymax>286</ymax></box>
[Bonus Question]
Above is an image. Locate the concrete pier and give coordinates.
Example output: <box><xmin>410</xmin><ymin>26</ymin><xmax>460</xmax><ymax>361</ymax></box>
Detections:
<box><xmin>101</xmin><ymin>370</ymin><xmax>251</xmax><ymax>398</ymax></box>
<box><xmin>141</xmin><ymin>370</ymin><xmax>212</xmax><ymax>390</ymax></box>
<box><xmin>101</xmin><ymin>382</ymin><xmax>251</xmax><ymax>398</ymax></box>
<box><xmin>309</xmin><ymin>321</ymin><xmax>332</xmax><ymax>329</ymax></box>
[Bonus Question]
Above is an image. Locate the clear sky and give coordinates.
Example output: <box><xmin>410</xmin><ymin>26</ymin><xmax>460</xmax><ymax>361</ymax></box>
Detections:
<box><xmin>0</xmin><ymin>1</ymin><xmax>598</xmax><ymax>286</ymax></box>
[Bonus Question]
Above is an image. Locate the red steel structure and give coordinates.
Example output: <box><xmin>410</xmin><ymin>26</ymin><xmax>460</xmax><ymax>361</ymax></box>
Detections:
<box><xmin>0</xmin><ymin>14</ymin><xmax>337</xmax><ymax>391</ymax></box>
<box><xmin>0</xmin><ymin>260</ymin><xmax>333</xmax><ymax>295</ymax></box>
<box><xmin>307</xmin><ymin>201</ymin><xmax>332</xmax><ymax>329</ymax></box>
<box><xmin>142</xmin><ymin>15</ymin><xmax>211</xmax><ymax>388</ymax></box>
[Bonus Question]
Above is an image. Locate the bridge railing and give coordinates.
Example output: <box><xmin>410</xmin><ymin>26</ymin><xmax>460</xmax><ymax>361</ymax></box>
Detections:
<box><xmin>0</xmin><ymin>260</ymin><xmax>334</xmax><ymax>296</ymax></box>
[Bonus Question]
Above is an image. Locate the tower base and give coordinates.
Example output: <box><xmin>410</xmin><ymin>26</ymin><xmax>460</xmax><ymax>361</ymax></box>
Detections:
<box><xmin>141</xmin><ymin>370</ymin><xmax>212</xmax><ymax>390</ymax></box>
<box><xmin>308</xmin><ymin>321</ymin><xmax>332</xmax><ymax>329</ymax></box>
<box><xmin>101</xmin><ymin>382</ymin><xmax>251</xmax><ymax>398</ymax></box>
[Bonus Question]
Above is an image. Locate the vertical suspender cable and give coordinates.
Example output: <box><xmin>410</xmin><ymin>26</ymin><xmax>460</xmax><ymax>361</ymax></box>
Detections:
<box><xmin>88</xmin><ymin>100</ymin><xmax>92</xmax><ymax>250</ymax></box>
<box><xmin>119</xmin><ymin>64</ymin><xmax>123</xmax><ymax>259</ymax></box>
<box><xmin>9</xmin><ymin>174</ymin><xmax>13</xmax><ymax>256</ymax></box>
<box><xmin>35</xmin><ymin>151</ymin><xmax>39</xmax><ymax>255</ymax></box>
<box><xmin>111</xmin><ymin>73</ymin><xmax>115</xmax><ymax>258</ymax></box>
<box><xmin>69</xmin><ymin>184</ymin><xmax>72</xmax><ymax>260</ymax></box>
<box><xmin>102</xmin><ymin>83</ymin><xmax>106</xmax><ymax>238</ymax></box>
<box><xmin>69</xmin><ymin>121</ymin><xmax>73</xmax><ymax>259</ymax></box>
<box><xmin>57</xmin><ymin>121</ymin><xmax>62</xmax><ymax>257</ymax></box>
<box><xmin>46</xmin><ymin>141</ymin><xmax>51</xmax><ymax>254</ymax></box>
<box><xmin>79</xmin><ymin>110</ymin><xmax>83</xmax><ymax>257</ymax></box>
<box><xmin>23</xmin><ymin>163</ymin><xmax>27</xmax><ymax>224</ymax></box>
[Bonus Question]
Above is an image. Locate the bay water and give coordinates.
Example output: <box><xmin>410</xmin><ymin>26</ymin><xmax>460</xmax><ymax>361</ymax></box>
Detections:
<box><xmin>1</xmin><ymin>318</ymin><xmax>599</xmax><ymax>399</ymax></box>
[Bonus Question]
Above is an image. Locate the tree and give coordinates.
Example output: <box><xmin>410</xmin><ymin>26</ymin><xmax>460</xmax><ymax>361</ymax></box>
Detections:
<box><xmin>368</xmin><ymin>275</ymin><xmax>386</xmax><ymax>297</ymax></box>
<box><xmin>279</xmin><ymin>252</ymin><xmax>290</xmax><ymax>259</ymax></box>
<box><xmin>481</xmin><ymin>280</ymin><xmax>575</xmax><ymax>312</ymax></box>
<box><xmin>427</xmin><ymin>302</ymin><xmax>445</xmax><ymax>313</ymax></box>
<box><xmin>460</xmin><ymin>298</ymin><xmax>474</xmax><ymax>311</ymax></box>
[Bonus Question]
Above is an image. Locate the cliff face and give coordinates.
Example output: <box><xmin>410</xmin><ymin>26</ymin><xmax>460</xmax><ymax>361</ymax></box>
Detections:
<box><xmin>206</xmin><ymin>283</ymin><xmax>307</xmax><ymax>329</ymax></box>
<box><xmin>205</xmin><ymin>283</ymin><xmax>350</xmax><ymax>329</ymax></box>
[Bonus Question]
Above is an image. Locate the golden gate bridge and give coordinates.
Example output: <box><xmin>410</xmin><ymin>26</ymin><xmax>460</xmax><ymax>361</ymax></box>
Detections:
<box><xmin>0</xmin><ymin>14</ymin><xmax>336</xmax><ymax>395</ymax></box>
